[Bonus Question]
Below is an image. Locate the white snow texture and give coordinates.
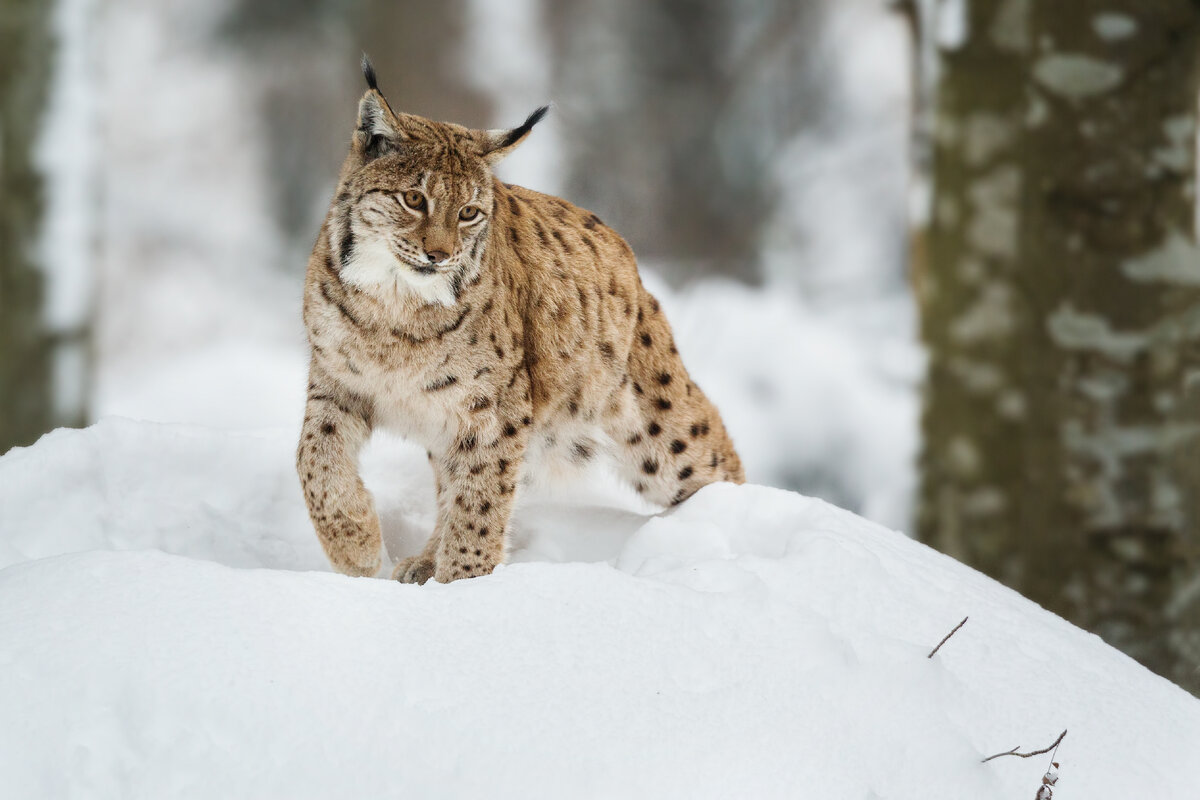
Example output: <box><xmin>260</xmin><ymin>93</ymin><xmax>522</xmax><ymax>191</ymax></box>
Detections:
<box><xmin>2</xmin><ymin>419</ymin><xmax>1198</xmax><ymax>799</ymax></box>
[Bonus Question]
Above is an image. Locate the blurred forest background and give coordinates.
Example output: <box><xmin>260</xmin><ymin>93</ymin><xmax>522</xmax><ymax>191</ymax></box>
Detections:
<box><xmin>1</xmin><ymin>0</ymin><xmax>1198</xmax><ymax>693</ymax></box>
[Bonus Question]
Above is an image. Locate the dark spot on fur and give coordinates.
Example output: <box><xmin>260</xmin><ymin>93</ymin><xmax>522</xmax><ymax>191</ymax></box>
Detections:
<box><xmin>481</xmin><ymin>298</ymin><xmax>494</xmax><ymax>315</ymax></box>
<box><xmin>599</xmin><ymin>341</ymin><xmax>615</xmax><ymax>359</ymax></box>
<box><xmin>568</xmin><ymin>400</ymin><xmax>579</xmax><ymax>416</ymax></box>
<box><xmin>474</xmin><ymin>366</ymin><xmax>492</xmax><ymax>379</ymax></box>
<box><xmin>479</xmin><ymin>527</ymin><xmax>489</xmax><ymax>537</ymax></box>
<box><xmin>585</xmin><ymin>213</ymin><xmax>602</xmax><ymax>230</ymax></box>
<box><xmin>509</xmin><ymin>226</ymin><xmax>521</xmax><ymax>245</ymax></box>
<box><xmin>470</xmin><ymin>396</ymin><xmax>492</xmax><ymax>412</ymax></box>
<box><xmin>640</xmin><ymin>332</ymin><xmax>652</xmax><ymax>347</ymax></box>
<box><xmin>656</xmin><ymin>398</ymin><xmax>672</xmax><ymax>411</ymax></box>
<box><xmin>338</xmin><ymin>222</ymin><xmax>356</xmax><ymax>268</ymax></box>
<box><xmin>633</xmin><ymin>382</ymin><xmax>644</xmax><ymax>395</ymax></box>
<box><xmin>459</xmin><ymin>434</ymin><xmax>478</xmax><ymax>451</ymax></box>
<box><xmin>469</xmin><ymin>463</ymin><xmax>487</xmax><ymax>475</ymax></box>
<box><xmin>479</xmin><ymin>501</ymin><xmax>491</xmax><ymax>515</ymax></box>
<box><xmin>522</xmin><ymin>415</ymin><xmax>532</xmax><ymax>426</ymax></box>
<box><xmin>572</xmin><ymin>442</ymin><xmax>593</xmax><ymax>461</ymax></box>
<box><xmin>503</xmin><ymin>423</ymin><xmax>518</xmax><ymax>437</ymax></box>
<box><xmin>678</xmin><ymin>465</ymin><xmax>694</xmax><ymax>480</ymax></box>
<box><xmin>551</xmin><ymin>229</ymin><xmax>574</xmax><ymax>254</ymax></box>
<box><xmin>628</xmin><ymin>433</ymin><xmax>643</xmax><ymax>445</ymax></box>
<box><xmin>710</xmin><ymin>452</ymin><xmax>720</xmax><ymax>469</ymax></box>
<box><xmin>642</xmin><ymin>459</ymin><xmax>659</xmax><ymax>475</ymax></box>
<box><xmin>425</xmin><ymin>375</ymin><xmax>458</xmax><ymax>392</ymax></box>
<box><xmin>657</xmin><ymin>373</ymin><xmax>672</xmax><ymax>386</ymax></box>
<box><xmin>507</xmin><ymin>196</ymin><xmax>521</xmax><ymax>216</ymax></box>
<box><xmin>647</xmin><ymin>421</ymin><xmax>662</xmax><ymax>437</ymax></box>
<box><xmin>321</xmin><ymin>423</ymin><xmax>336</xmax><ymax>435</ymax></box>
<box><xmin>670</xmin><ymin>439</ymin><xmax>687</xmax><ymax>454</ymax></box>
<box><xmin>497</xmin><ymin>459</ymin><xmax>509</xmax><ymax>474</ymax></box>
<box><xmin>391</xmin><ymin>304</ymin><xmax>472</xmax><ymax>344</ymax></box>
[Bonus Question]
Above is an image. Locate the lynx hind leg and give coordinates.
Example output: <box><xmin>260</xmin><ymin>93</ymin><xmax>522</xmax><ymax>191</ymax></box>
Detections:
<box><xmin>608</xmin><ymin>290</ymin><xmax>744</xmax><ymax>506</ymax></box>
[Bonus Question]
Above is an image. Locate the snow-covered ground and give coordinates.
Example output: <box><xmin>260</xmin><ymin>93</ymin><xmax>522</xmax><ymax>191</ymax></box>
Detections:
<box><xmin>2</xmin><ymin>420</ymin><xmax>1198</xmax><ymax>798</ymax></box>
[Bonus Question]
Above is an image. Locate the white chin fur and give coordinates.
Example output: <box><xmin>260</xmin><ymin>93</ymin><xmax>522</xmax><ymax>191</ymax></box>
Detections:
<box><xmin>337</xmin><ymin>235</ymin><xmax>458</xmax><ymax>307</ymax></box>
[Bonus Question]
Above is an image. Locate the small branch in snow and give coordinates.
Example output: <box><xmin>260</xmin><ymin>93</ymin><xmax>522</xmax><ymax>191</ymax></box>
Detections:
<box><xmin>981</xmin><ymin>729</ymin><xmax>1068</xmax><ymax>763</ymax></box>
<box><xmin>927</xmin><ymin>616</ymin><xmax>968</xmax><ymax>658</ymax></box>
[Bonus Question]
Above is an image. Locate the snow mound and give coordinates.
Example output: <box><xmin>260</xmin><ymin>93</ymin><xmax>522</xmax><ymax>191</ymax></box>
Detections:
<box><xmin>2</xmin><ymin>420</ymin><xmax>1198</xmax><ymax>798</ymax></box>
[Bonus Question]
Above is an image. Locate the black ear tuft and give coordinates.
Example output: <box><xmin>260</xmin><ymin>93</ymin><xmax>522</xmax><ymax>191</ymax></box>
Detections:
<box><xmin>499</xmin><ymin>105</ymin><xmax>550</xmax><ymax>148</ymax></box>
<box><xmin>361</xmin><ymin>53</ymin><xmax>379</xmax><ymax>92</ymax></box>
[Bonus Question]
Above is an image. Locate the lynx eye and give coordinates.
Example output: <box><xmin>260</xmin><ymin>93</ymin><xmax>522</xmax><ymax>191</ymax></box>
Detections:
<box><xmin>402</xmin><ymin>190</ymin><xmax>427</xmax><ymax>212</ymax></box>
<box><xmin>459</xmin><ymin>205</ymin><xmax>481</xmax><ymax>222</ymax></box>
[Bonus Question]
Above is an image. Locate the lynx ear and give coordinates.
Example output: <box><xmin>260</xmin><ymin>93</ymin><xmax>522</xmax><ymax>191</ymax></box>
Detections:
<box><xmin>478</xmin><ymin>106</ymin><xmax>549</xmax><ymax>166</ymax></box>
<box><xmin>355</xmin><ymin>55</ymin><xmax>408</xmax><ymax>159</ymax></box>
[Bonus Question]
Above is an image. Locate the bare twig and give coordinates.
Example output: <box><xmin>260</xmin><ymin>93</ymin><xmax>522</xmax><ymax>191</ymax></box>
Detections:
<box><xmin>981</xmin><ymin>729</ymin><xmax>1068</xmax><ymax>763</ymax></box>
<box><xmin>927</xmin><ymin>616</ymin><xmax>969</xmax><ymax>658</ymax></box>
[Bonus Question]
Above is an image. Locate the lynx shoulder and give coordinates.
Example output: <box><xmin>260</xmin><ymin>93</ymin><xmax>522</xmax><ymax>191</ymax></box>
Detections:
<box><xmin>297</xmin><ymin>57</ymin><xmax>744</xmax><ymax>584</ymax></box>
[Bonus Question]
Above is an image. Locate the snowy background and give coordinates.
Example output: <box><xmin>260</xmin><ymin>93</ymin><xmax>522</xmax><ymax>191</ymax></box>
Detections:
<box><xmin>36</xmin><ymin>0</ymin><xmax>921</xmax><ymax>531</ymax></box>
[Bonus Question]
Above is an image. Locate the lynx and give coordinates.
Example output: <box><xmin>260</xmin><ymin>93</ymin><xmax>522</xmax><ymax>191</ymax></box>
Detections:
<box><xmin>298</xmin><ymin>58</ymin><xmax>744</xmax><ymax>584</ymax></box>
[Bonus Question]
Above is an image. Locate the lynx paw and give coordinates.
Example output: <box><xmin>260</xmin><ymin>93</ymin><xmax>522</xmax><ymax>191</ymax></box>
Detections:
<box><xmin>393</xmin><ymin>555</ymin><xmax>436</xmax><ymax>585</ymax></box>
<box><xmin>317</xmin><ymin>492</ymin><xmax>383</xmax><ymax>577</ymax></box>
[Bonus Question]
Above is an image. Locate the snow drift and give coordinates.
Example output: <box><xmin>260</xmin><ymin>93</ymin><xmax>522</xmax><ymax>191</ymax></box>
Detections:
<box><xmin>1</xmin><ymin>419</ymin><xmax>1198</xmax><ymax>798</ymax></box>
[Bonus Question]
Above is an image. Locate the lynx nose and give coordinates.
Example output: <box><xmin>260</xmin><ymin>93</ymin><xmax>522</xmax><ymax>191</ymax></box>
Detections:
<box><xmin>425</xmin><ymin>249</ymin><xmax>449</xmax><ymax>264</ymax></box>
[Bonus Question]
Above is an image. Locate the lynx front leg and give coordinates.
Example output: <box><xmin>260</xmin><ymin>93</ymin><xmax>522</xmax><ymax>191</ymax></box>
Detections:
<box><xmin>297</xmin><ymin>376</ymin><xmax>380</xmax><ymax>577</ymax></box>
<box><xmin>430</xmin><ymin>408</ymin><xmax>530</xmax><ymax>583</ymax></box>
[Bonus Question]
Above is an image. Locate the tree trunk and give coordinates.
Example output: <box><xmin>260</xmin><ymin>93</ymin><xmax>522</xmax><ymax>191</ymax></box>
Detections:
<box><xmin>0</xmin><ymin>0</ymin><xmax>55</xmax><ymax>453</ymax></box>
<box><xmin>917</xmin><ymin>0</ymin><xmax>1031</xmax><ymax>581</ymax></box>
<box><xmin>920</xmin><ymin>0</ymin><xmax>1200</xmax><ymax>693</ymax></box>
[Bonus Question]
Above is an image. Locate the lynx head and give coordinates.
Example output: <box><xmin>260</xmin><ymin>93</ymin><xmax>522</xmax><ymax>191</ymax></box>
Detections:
<box><xmin>332</xmin><ymin>56</ymin><xmax>547</xmax><ymax>306</ymax></box>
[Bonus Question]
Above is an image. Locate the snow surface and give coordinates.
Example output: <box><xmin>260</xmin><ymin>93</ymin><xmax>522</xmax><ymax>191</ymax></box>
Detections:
<box><xmin>2</xmin><ymin>420</ymin><xmax>1198</xmax><ymax>798</ymax></box>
